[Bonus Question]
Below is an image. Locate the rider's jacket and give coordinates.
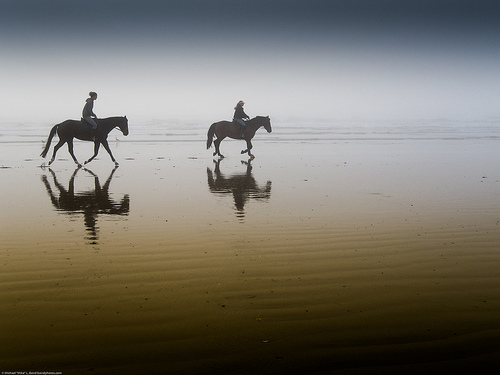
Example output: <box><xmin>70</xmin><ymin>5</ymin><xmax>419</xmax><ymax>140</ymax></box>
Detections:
<box><xmin>233</xmin><ymin>106</ymin><xmax>248</xmax><ymax>120</ymax></box>
<box><xmin>82</xmin><ymin>98</ymin><xmax>96</xmax><ymax>118</ymax></box>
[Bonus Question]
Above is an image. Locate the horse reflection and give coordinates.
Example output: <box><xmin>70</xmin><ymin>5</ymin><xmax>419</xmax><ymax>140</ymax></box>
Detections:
<box><xmin>41</xmin><ymin>166</ymin><xmax>129</xmax><ymax>244</ymax></box>
<box><xmin>207</xmin><ymin>159</ymin><xmax>271</xmax><ymax>221</ymax></box>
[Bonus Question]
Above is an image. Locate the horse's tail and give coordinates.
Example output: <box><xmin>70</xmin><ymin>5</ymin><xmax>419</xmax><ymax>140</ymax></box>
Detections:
<box><xmin>206</xmin><ymin>123</ymin><xmax>216</xmax><ymax>149</ymax></box>
<box><xmin>40</xmin><ymin>124</ymin><xmax>59</xmax><ymax>158</ymax></box>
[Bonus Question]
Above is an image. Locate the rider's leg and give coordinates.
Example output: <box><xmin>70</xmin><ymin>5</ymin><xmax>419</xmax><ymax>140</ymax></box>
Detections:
<box><xmin>84</xmin><ymin>117</ymin><xmax>98</xmax><ymax>140</ymax></box>
<box><xmin>234</xmin><ymin>118</ymin><xmax>246</xmax><ymax>138</ymax></box>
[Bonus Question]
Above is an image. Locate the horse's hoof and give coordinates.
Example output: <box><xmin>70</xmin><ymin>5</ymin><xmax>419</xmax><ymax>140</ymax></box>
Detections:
<box><xmin>241</xmin><ymin>150</ymin><xmax>246</xmax><ymax>154</ymax></box>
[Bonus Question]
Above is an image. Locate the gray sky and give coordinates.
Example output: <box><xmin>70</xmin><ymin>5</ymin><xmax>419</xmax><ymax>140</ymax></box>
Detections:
<box><xmin>2</xmin><ymin>0</ymin><xmax>499</xmax><ymax>123</ymax></box>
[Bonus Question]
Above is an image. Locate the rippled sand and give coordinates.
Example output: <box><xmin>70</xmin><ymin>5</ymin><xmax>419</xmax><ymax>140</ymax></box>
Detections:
<box><xmin>1</xmin><ymin>120</ymin><xmax>499</xmax><ymax>374</ymax></box>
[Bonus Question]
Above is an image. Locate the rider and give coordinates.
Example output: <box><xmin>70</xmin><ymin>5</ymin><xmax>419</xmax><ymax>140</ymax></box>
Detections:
<box><xmin>233</xmin><ymin>100</ymin><xmax>249</xmax><ymax>138</ymax></box>
<box><xmin>82</xmin><ymin>91</ymin><xmax>98</xmax><ymax>140</ymax></box>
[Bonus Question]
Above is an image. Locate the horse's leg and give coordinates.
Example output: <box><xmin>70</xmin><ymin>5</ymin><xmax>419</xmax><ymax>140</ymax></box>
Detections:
<box><xmin>213</xmin><ymin>137</ymin><xmax>225</xmax><ymax>158</ymax></box>
<box><xmin>100</xmin><ymin>139</ymin><xmax>119</xmax><ymax>166</ymax></box>
<box><xmin>48</xmin><ymin>139</ymin><xmax>66</xmax><ymax>165</ymax></box>
<box><xmin>213</xmin><ymin>138</ymin><xmax>220</xmax><ymax>157</ymax></box>
<box><xmin>66</xmin><ymin>140</ymin><xmax>81</xmax><ymax>166</ymax></box>
<box><xmin>84</xmin><ymin>141</ymin><xmax>101</xmax><ymax>165</ymax></box>
<box><xmin>241</xmin><ymin>140</ymin><xmax>254</xmax><ymax>158</ymax></box>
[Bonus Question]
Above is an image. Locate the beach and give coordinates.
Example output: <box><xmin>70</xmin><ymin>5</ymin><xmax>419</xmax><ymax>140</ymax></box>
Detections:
<box><xmin>1</xmin><ymin>119</ymin><xmax>499</xmax><ymax>374</ymax></box>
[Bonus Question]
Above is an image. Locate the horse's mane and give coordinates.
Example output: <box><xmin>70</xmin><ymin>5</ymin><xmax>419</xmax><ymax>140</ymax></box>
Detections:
<box><xmin>250</xmin><ymin>115</ymin><xmax>269</xmax><ymax>121</ymax></box>
<box><xmin>99</xmin><ymin>116</ymin><xmax>127</xmax><ymax>121</ymax></box>
<box><xmin>76</xmin><ymin>116</ymin><xmax>125</xmax><ymax>123</ymax></box>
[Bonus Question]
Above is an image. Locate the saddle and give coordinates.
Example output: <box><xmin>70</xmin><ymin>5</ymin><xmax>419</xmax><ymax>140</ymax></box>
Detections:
<box><xmin>233</xmin><ymin>119</ymin><xmax>246</xmax><ymax>139</ymax></box>
<box><xmin>233</xmin><ymin>119</ymin><xmax>246</xmax><ymax>126</ymax></box>
<box><xmin>81</xmin><ymin>118</ymin><xmax>99</xmax><ymax>140</ymax></box>
<box><xmin>81</xmin><ymin>117</ymin><xmax>99</xmax><ymax>128</ymax></box>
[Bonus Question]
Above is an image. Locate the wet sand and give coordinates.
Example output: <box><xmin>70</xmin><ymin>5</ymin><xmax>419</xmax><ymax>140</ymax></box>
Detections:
<box><xmin>1</xmin><ymin>120</ymin><xmax>499</xmax><ymax>374</ymax></box>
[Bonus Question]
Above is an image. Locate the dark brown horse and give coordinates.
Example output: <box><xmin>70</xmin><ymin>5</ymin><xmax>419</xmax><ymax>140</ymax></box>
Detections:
<box><xmin>206</xmin><ymin>116</ymin><xmax>272</xmax><ymax>158</ymax></box>
<box><xmin>40</xmin><ymin>116</ymin><xmax>129</xmax><ymax>166</ymax></box>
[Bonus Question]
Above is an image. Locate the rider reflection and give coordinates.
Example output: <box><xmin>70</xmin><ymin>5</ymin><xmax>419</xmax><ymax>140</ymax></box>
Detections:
<box><xmin>207</xmin><ymin>158</ymin><xmax>271</xmax><ymax>222</ymax></box>
<box><xmin>41</xmin><ymin>166</ymin><xmax>129</xmax><ymax>244</ymax></box>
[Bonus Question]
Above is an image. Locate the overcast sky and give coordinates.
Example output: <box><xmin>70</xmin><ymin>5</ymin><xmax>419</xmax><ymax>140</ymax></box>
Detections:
<box><xmin>1</xmin><ymin>0</ymin><xmax>499</xmax><ymax>123</ymax></box>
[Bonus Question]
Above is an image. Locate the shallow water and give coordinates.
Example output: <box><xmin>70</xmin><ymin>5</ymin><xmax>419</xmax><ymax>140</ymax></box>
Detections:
<box><xmin>1</xmin><ymin>120</ymin><xmax>499</xmax><ymax>374</ymax></box>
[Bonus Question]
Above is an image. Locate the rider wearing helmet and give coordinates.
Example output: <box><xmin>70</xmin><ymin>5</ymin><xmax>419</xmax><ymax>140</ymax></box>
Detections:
<box><xmin>233</xmin><ymin>100</ymin><xmax>249</xmax><ymax>138</ymax></box>
<box><xmin>83</xmin><ymin>91</ymin><xmax>98</xmax><ymax>139</ymax></box>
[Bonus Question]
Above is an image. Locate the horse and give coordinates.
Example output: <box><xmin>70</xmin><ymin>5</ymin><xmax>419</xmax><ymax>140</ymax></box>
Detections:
<box><xmin>40</xmin><ymin>116</ymin><xmax>129</xmax><ymax>166</ymax></box>
<box><xmin>206</xmin><ymin>115</ymin><xmax>272</xmax><ymax>158</ymax></box>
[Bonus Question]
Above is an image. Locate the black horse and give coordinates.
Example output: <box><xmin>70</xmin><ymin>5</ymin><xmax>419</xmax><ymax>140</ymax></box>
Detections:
<box><xmin>206</xmin><ymin>116</ymin><xmax>272</xmax><ymax>158</ymax></box>
<box><xmin>40</xmin><ymin>116</ymin><xmax>129</xmax><ymax>166</ymax></box>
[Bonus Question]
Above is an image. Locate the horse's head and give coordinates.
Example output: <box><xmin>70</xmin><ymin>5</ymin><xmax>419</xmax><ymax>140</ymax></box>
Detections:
<box><xmin>263</xmin><ymin>116</ymin><xmax>272</xmax><ymax>133</ymax></box>
<box><xmin>119</xmin><ymin>116</ymin><xmax>129</xmax><ymax>136</ymax></box>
